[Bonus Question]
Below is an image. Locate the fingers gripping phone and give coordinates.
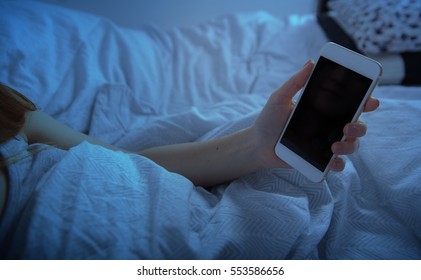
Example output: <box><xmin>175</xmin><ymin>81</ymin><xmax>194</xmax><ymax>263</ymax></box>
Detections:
<box><xmin>275</xmin><ymin>42</ymin><xmax>382</xmax><ymax>182</ymax></box>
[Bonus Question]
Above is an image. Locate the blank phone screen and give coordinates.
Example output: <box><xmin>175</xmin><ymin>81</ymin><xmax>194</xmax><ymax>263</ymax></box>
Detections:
<box><xmin>280</xmin><ymin>56</ymin><xmax>373</xmax><ymax>171</ymax></box>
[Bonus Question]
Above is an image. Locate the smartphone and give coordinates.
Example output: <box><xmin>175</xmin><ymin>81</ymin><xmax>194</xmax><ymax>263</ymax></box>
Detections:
<box><xmin>274</xmin><ymin>42</ymin><xmax>382</xmax><ymax>182</ymax></box>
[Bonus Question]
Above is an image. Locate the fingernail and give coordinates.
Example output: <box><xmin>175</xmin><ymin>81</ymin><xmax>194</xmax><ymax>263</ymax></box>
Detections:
<box><xmin>303</xmin><ymin>59</ymin><xmax>313</xmax><ymax>68</ymax></box>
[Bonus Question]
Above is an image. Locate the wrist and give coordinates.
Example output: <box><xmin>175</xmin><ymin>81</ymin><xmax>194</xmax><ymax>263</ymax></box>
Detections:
<box><xmin>241</xmin><ymin>127</ymin><xmax>266</xmax><ymax>171</ymax></box>
<box><xmin>247</xmin><ymin>126</ymin><xmax>289</xmax><ymax>170</ymax></box>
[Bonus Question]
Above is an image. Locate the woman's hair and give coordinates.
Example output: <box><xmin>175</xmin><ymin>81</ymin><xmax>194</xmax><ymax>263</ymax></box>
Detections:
<box><xmin>0</xmin><ymin>83</ymin><xmax>37</xmax><ymax>144</ymax></box>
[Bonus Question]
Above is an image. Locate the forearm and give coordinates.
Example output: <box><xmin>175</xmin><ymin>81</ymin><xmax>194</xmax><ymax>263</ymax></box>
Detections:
<box><xmin>24</xmin><ymin>111</ymin><xmax>125</xmax><ymax>152</ymax></box>
<box><xmin>139</xmin><ymin>128</ymin><xmax>261</xmax><ymax>187</ymax></box>
<box><xmin>24</xmin><ymin>111</ymin><xmax>263</xmax><ymax>187</ymax></box>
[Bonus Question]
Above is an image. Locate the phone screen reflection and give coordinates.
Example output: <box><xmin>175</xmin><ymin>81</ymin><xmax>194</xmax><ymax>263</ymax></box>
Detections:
<box><xmin>281</xmin><ymin>57</ymin><xmax>372</xmax><ymax>171</ymax></box>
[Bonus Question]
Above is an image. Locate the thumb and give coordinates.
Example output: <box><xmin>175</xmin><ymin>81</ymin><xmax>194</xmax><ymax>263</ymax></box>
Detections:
<box><xmin>277</xmin><ymin>60</ymin><xmax>314</xmax><ymax>101</ymax></box>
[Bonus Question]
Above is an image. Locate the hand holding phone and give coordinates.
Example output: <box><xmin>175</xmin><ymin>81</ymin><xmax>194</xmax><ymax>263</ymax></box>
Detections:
<box><xmin>274</xmin><ymin>42</ymin><xmax>382</xmax><ymax>182</ymax></box>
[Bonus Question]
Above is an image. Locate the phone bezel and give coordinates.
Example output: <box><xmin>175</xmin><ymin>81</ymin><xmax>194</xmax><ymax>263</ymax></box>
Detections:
<box><xmin>274</xmin><ymin>42</ymin><xmax>382</xmax><ymax>182</ymax></box>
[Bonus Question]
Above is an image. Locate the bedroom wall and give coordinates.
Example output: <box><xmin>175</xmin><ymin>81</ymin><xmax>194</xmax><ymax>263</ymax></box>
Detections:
<box><xmin>35</xmin><ymin>0</ymin><xmax>315</xmax><ymax>29</ymax></box>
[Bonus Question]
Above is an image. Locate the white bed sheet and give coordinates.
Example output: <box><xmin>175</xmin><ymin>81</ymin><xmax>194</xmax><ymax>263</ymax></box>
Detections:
<box><xmin>1</xmin><ymin>1</ymin><xmax>420</xmax><ymax>259</ymax></box>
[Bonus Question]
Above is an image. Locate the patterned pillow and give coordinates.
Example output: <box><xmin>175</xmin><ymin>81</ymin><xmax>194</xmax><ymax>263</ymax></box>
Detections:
<box><xmin>328</xmin><ymin>0</ymin><xmax>421</xmax><ymax>54</ymax></box>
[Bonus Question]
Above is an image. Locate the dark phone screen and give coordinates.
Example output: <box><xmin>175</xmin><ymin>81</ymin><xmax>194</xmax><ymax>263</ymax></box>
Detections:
<box><xmin>280</xmin><ymin>56</ymin><xmax>372</xmax><ymax>171</ymax></box>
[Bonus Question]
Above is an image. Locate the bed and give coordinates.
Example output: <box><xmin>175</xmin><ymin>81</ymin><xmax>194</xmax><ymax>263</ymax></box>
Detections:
<box><xmin>0</xmin><ymin>0</ymin><xmax>420</xmax><ymax>259</ymax></box>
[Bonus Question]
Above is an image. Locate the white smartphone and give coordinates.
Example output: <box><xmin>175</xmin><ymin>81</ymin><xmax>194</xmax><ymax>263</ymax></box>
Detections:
<box><xmin>274</xmin><ymin>42</ymin><xmax>382</xmax><ymax>182</ymax></box>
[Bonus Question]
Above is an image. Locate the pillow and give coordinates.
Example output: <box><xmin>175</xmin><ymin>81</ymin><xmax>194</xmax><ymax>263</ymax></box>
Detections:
<box><xmin>327</xmin><ymin>0</ymin><xmax>421</xmax><ymax>55</ymax></box>
<box><xmin>318</xmin><ymin>0</ymin><xmax>421</xmax><ymax>85</ymax></box>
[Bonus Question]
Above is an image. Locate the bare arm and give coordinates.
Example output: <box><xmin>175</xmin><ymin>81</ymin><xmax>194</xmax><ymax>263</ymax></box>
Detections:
<box><xmin>22</xmin><ymin>61</ymin><xmax>379</xmax><ymax>188</ymax></box>
<box><xmin>4</xmin><ymin>122</ymin><xmax>254</xmax><ymax>216</ymax></box>
<box><xmin>23</xmin><ymin>110</ymin><xmax>260</xmax><ymax>187</ymax></box>
<box><xmin>23</xmin><ymin>110</ymin><xmax>123</xmax><ymax>152</ymax></box>
<box><xmin>139</xmin><ymin>128</ymin><xmax>260</xmax><ymax>187</ymax></box>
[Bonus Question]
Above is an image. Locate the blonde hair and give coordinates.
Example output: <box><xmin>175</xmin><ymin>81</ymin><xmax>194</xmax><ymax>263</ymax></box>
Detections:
<box><xmin>0</xmin><ymin>83</ymin><xmax>37</xmax><ymax>144</ymax></box>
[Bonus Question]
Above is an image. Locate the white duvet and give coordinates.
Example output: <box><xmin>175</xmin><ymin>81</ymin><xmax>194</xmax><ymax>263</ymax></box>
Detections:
<box><xmin>0</xmin><ymin>1</ymin><xmax>420</xmax><ymax>259</ymax></box>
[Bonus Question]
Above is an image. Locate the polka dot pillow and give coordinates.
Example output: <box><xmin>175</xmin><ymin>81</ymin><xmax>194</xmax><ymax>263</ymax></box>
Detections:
<box><xmin>328</xmin><ymin>0</ymin><xmax>421</xmax><ymax>54</ymax></box>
